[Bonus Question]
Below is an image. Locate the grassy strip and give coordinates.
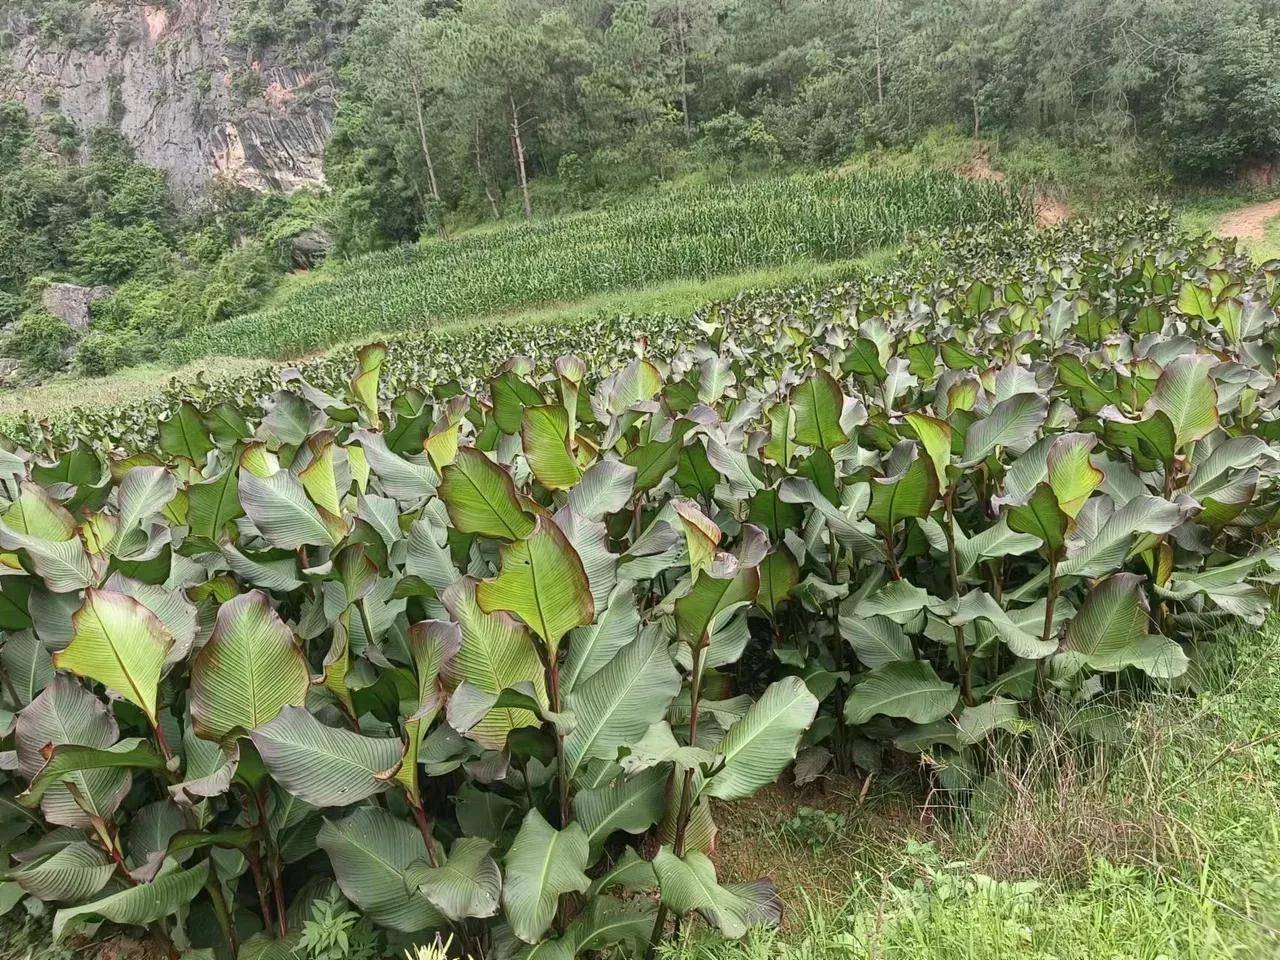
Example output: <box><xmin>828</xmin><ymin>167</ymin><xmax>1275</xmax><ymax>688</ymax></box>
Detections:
<box><xmin>0</xmin><ymin>256</ymin><xmax>886</xmax><ymax>424</ymax></box>
<box><xmin>667</xmin><ymin>621</ymin><xmax>1280</xmax><ymax>959</ymax></box>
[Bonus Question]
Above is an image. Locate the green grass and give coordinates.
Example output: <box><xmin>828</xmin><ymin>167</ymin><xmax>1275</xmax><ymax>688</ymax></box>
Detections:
<box><xmin>0</xmin><ymin>255</ymin><xmax>887</xmax><ymax>423</ymax></box>
<box><xmin>664</xmin><ymin>621</ymin><xmax>1280</xmax><ymax>960</ymax></box>
<box><xmin>161</xmin><ymin>171</ymin><xmax>1025</xmax><ymax>365</ymax></box>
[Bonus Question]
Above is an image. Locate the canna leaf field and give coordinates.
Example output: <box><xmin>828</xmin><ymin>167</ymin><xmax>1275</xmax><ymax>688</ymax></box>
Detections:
<box><xmin>0</xmin><ymin>207</ymin><xmax>1278</xmax><ymax>958</ymax></box>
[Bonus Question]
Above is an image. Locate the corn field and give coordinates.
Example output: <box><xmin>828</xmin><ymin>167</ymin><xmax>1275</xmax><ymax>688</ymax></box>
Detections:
<box><xmin>164</xmin><ymin>172</ymin><xmax>1028</xmax><ymax>364</ymax></box>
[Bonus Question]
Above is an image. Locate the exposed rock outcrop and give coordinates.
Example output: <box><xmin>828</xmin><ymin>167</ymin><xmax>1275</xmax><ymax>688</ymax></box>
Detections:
<box><xmin>1</xmin><ymin>1</ymin><xmax>336</xmax><ymax>200</ymax></box>
<box><xmin>290</xmin><ymin>228</ymin><xmax>333</xmax><ymax>270</ymax></box>
<box><xmin>41</xmin><ymin>284</ymin><xmax>114</xmax><ymax>333</ymax></box>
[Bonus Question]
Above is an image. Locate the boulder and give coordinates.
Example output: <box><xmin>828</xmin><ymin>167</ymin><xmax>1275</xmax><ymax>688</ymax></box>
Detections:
<box><xmin>41</xmin><ymin>283</ymin><xmax>114</xmax><ymax>333</ymax></box>
<box><xmin>0</xmin><ymin>357</ymin><xmax>19</xmax><ymax>382</ymax></box>
<box><xmin>290</xmin><ymin>228</ymin><xmax>333</xmax><ymax>270</ymax></box>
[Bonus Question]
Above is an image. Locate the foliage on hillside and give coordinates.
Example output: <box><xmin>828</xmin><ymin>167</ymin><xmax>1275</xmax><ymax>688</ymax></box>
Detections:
<box><xmin>327</xmin><ymin>0</ymin><xmax>1280</xmax><ymax>246</ymax></box>
<box><xmin>0</xmin><ymin>103</ymin><xmax>332</xmax><ymax>379</ymax></box>
<box><xmin>0</xmin><ymin>211</ymin><xmax>1276</xmax><ymax>954</ymax></box>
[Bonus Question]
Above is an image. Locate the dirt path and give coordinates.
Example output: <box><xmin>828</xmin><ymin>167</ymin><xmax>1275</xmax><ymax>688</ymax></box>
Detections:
<box><xmin>1217</xmin><ymin>197</ymin><xmax>1280</xmax><ymax>241</ymax></box>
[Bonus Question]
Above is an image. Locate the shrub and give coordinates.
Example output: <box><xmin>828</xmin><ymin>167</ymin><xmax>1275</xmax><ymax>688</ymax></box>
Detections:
<box><xmin>74</xmin><ymin>328</ymin><xmax>146</xmax><ymax>376</ymax></box>
<box><xmin>699</xmin><ymin>111</ymin><xmax>782</xmax><ymax>169</ymax></box>
<box><xmin>71</xmin><ymin>217</ymin><xmax>172</xmax><ymax>284</ymax></box>
<box><xmin>4</xmin><ymin>310</ymin><xmax>73</xmax><ymax>373</ymax></box>
<box><xmin>0</xmin><ymin>290</ymin><xmax>23</xmax><ymax>326</ymax></box>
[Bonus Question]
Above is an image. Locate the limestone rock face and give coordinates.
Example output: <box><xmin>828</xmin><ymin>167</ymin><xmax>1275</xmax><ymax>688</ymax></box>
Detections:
<box><xmin>1</xmin><ymin>1</ymin><xmax>335</xmax><ymax>200</ymax></box>
<box><xmin>41</xmin><ymin>284</ymin><xmax>115</xmax><ymax>333</ymax></box>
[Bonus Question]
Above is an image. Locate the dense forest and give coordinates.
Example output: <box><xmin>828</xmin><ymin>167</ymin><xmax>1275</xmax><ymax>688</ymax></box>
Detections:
<box><xmin>1</xmin><ymin>0</ymin><xmax>1279</xmax><ymax>377</ymax></box>
<box><xmin>321</xmin><ymin>0</ymin><xmax>1280</xmax><ymax>244</ymax></box>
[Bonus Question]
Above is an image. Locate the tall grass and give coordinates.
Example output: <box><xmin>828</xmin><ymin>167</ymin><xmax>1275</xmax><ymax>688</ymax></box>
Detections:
<box><xmin>663</xmin><ymin>622</ymin><xmax>1280</xmax><ymax>960</ymax></box>
<box><xmin>164</xmin><ymin>171</ymin><xmax>1027</xmax><ymax>363</ymax></box>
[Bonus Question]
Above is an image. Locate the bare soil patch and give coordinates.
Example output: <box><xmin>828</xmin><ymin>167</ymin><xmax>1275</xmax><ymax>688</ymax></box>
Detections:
<box><xmin>955</xmin><ymin>148</ymin><xmax>1070</xmax><ymax>227</ymax></box>
<box><xmin>1218</xmin><ymin>197</ymin><xmax>1280</xmax><ymax>241</ymax></box>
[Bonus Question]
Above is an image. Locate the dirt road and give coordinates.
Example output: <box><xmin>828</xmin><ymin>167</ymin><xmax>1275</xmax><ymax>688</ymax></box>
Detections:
<box><xmin>1218</xmin><ymin>197</ymin><xmax>1280</xmax><ymax>241</ymax></box>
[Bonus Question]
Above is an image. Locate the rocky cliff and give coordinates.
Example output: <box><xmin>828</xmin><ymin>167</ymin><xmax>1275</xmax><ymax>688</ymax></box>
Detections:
<box><xmin>1</xmin><ymin>1</ymin><xmax>336</xmax><ymax>199</ymax></box>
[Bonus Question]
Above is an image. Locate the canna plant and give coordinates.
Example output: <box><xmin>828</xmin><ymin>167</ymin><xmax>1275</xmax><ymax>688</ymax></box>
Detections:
<box><xmin>0</xmin><ymin>342</ymin><xmax>820</xmax><ymax>958</ymax></box>
<box><xmin>0</xmin><ymin>210</ymin><xmax>1278</xmax><ymax>956</ymax></box>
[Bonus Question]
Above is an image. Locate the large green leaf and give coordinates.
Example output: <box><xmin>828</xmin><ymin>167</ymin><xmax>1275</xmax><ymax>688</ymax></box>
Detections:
<box><xmin>652</xmin><ymin>847</ymin><xmax>780</xmax><ymax>939</ymax></box>
<box><xmin>1101</xmin><ymin>409</ymin><xmax>1177</xmax><ymax>467</ymax></box>
<box><xmin>414</xmin><ymin>836</ymin><xmax>501</xmax><ymax>921</ymax></box>
<box><xmin>844</xmin><ymin>661</ymin><xmax>959</xmax><ymax>725</ymax></box>
<box><xmin>850</xmin><ymin>579</ymin><xmax>932</xmax><ymax>624</ymax></box>
<box><xmin>439</xmin><ymin>447</ymin><xmax>535</xmax><ymax>540</ymax></box>
<box><xmin>704</xmin><ymin>676</ymin><xmax>818</xmax><ymax>801</ymax></box>
<box><xmin>674</xmin><ymin>534</ymin><xmax>765</xmax><ymax>646</ymax></box>
<box><xmin>158</xmin><ymin>402</ymin><xmax>214</xmax><ymax>464</ymax></box>
<box><xmin>949</xmin><ymin>591</ymin><xmax>1057</xmax><ymax>659</ymax></box>
<box><xmin>442</xmin><ymin>579</ymin><xmax>544</xmax><ymax>749</ymax></box>
<box><xmin>1144</xmin><ymin>353</ymin><xmax>1219</xmax><ymax>449</ymax></box>
<box><xmin>19</xmin><ymin>739</ymin><xmax>166</xmax><ymax>807</ymax></box>
<box><xmin>239</xmin><ymin>466</ymin><xmax>343</xmax><ymax>548</ymax></box>
<box><xmin>757</xmin><ymin>547</ymin><xmax>800</xmax><ymax>618</ymax></box>
<box><xmin>572</xmin><ymin>766</ymin><xmax>668</xmax><ymax>856</ymax></box>
<box><xmin>14</xmin><ymin>677</ymin><xmax>130</xmax><ymax>828</ymax></box>
<box><xmin>961</xmin><ymin>393</ymin><xmax>1047</xmax><ymax>465</ymax></box>
<box><xmin>355</xmin><ymin>429</ymin><xmax>438</xmax><ymax>502</ymax></box>
<box><xmin>0</xmin><ymin>486</ymin><xmax>95</xmax><ymax>592</ymax></box>
<box><xmin>316</xmin><ymin>807</ymin><xmax>445</xmax><ymax>933</ymax></box>
<box><xmin>1062</xmin><ymin>572</ymin><xmax>1187</xmax><ymax>678</ymax></box>
<box><xmin>599</xmin><ymin>358</ymin><xmax>663</xmax><ymax>414</ymax></box>
<box><xmin>867</xmin><ymin>448</ymin><xmax>939</xmax><ymax>530</ymax></box>
<box><xmin>3</xmin><ymin>483</ymin><xmax>76</xmax><ymax>540</ymax></box>
<box><xmin>522</xmin><ymin>405</ymin><xmax>582</xmax><ymax>490</ymax></box>
<box><xmin>1006</xmin><ymin>483</ymin><xmax>1067</xmax><ymax>552</ymax></box>
<box><xmin>10</xmin><ymin>840</ymin><xmax>115</xmax><ymax>902</ymax></box>
<box><xmin>476</xmin><ymin>515</ymin><xmax>594</xmax><ymax>654</ymax></box>
<box><xmin>2</xmin><ymin>630</ymin><xmax>51</xmax><ymax>706</ymax></box>
<box><xmin>501</xmin><ymin>809</ymin><xmax>591</xmax><ymax>944</ymax></box>
<box><xmin>564</xmin><ymin>460</ymin><xmax>637</xmax><ymax>521</ymax></box>
<box><xmin>1058</xmin><ymin>495</ymin><xmax>1184</xmax><ymax>578</ymax></box>
<box><xmin>190</xmin><ymin>591</ymin><xmax>311</xmax><ymax>742</ymax></box>
<box><xmin>839</xmin><ymin>614</ymin><xmax>913</xmax><ymax>668</ymax></box>
<box><xmin>113</xmin><ymin>466</ymin><xmax>177</xmax><ymax>545</ymax></box>
<box><xmin>249</xmin><ymin>706</ymin><xmax>402</xmax><ymax>806</ymax></box>
<box><xmin>397</xmin><ymin>618</ymin><xmax>460</xmax><ymax>801</ymax></box>
<box><xmin>54</xmin><ymin>590</ymin><xmax>173</xmax><ymax>724</ymax></box>
<box><xmin>52</xmin><ymin>860</ymin><xmax>209</xmax><ymax>941</ymax></box>
<box><xmin>525</xmin><ymin>896</ymin><xmax>655</xmax><ymax>960</ymax></box>
<box><xmin>349</xmin><ymin>342</ymin><xmax>386</xmax><ymax>423</ymax></box>
<box><xmin>561</xmin><ymin>586</ymin><xmax>641</xmax><ymax>694</ymax></box>
<box><xmin>622</xmin><ymin>418</ymin><xmax>697</xmax><ymax>495</ymax></box>
<box><xmin>563</xmin><ymin>628</ymin><xmax>680</xmax><ymax>780</ymax></box>
<box><xmin>1046</xmin><ymin>432</ymin><xmax>1102</xmax><ymax>518</ymax></box>
<box><xmin>791</xmin><ymin>370</ymin><xmax>846</xmax><ymax>451</ymax></box>
<box><xmin>905</xmin><ymin>412</ymin><xmax>952</xmax><ymax>492</ymax></box>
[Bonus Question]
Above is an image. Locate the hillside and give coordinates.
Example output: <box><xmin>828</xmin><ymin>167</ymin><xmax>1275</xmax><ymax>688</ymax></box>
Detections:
<box><xmin>0</xmin><ymin>0</ymin><xmax>342</xmax><ymax>196</ymax></box>
<box><xmin>1</xmin><ymin>0</ymin><xmax>1278</xmax><ymax>394</ymax></box>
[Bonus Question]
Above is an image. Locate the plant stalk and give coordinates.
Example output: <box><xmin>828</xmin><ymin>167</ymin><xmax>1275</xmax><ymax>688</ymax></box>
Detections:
<box><xmin>251</xmin><ymin>785</ymin><xmax>287</xmax><ymax>938</ymax></box>
<box><xmin>882</xmin><ymin>527</ymin><xmax>901</xmax><ymax>579</ymax></box>
<box><xmin>411</xmin><ymin>800</ymin><xmax>441</xmax><ymax>867</ymax></box>
<box><xmin>544</xmin><ymin>648</ymin><xmax>571</xmax><ymax>829</ymax></box>
<box><xmin>1034</xmin><ymin>551</ymin><xmax>1060</xmax><ymax>705</ymax></box>
<box><xmin>943</xmin><ymin>489</ymin><xmax>975</xmax><ymax>706</ymax></box>
<box><xmin>646</xmin><ymin>640</ymin><xmax>707</xmax><ymax>958</ymax></box>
